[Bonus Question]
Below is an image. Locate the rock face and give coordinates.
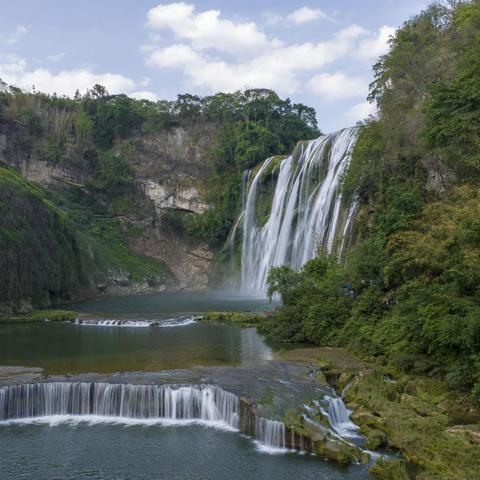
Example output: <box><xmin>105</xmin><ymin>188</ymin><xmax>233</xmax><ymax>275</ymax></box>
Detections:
<box><xmin>124</xmin><ymin>124</ymin><xmax>215</xmax><ymax>216</ymax></box>
<box><xmin>131</xmin><ymin>227</ymin><xmax>213</xmax><ymax>290</ymax></box>
<box><xmin>143</xmin><ymin>180</ymin><xmax>209</xmax><ymax>214</ymax></box>
<box><xmin>1</xmin><ymin>120</ymin><xmax>217</xmax><ymax>292</ymax></box>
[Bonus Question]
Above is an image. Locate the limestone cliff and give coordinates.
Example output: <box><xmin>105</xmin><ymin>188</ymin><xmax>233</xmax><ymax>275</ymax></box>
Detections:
<box><xmin>0</xmin><ymin>118</ymin><xmax>217</xmax><ymax>298</ymax></box>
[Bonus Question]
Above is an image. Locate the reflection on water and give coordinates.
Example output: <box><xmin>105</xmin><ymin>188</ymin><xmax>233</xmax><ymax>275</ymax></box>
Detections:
<box><xmin>0</xmin><ymin>322</ymin><xmax>272</xmax><ymax>375</ymax></box>
<box><xmin>0</xmin><ymin>291</ymin><xmax>275</xmax><ymax>375</ymax></box>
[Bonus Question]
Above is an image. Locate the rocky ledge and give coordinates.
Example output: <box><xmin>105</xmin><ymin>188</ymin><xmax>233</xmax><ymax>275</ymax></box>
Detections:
<box><xmin>0</xmin><ymin>360</ymin><xmax>368</xmax><ymax>466</ymax></box>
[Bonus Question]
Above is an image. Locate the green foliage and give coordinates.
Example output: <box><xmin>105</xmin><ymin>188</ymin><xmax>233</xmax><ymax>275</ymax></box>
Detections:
<box><xmin>234</xmin><ymin>122</ymin><xmax>280</xmax><ymax>170</ymax></box>
<box><xmin>191</xmin><ymin>89</ymin><xmax>319</xmax><ymax>245</ymax></box>
<box><xmin>0</xmin><ymin>309</ymin><xmax>77</xmax><ymax>324</ymax></box>
<box><xmin>424</xmin><ymin>0</ymin><xmax>480</xmax><ymax>177</ymax></box>
<box><xmin>0</xmin><ymin>83</ymin><xmax>319</xmax><ymax>247</ymax></box>
<box><xmin>89</xmin><ymin>151</ymin><xmax>136</xmax><ymax>197</ymax></box>
<box><xmin>261</xmin><ymin>257</ymin><xmax>353</xmax><ymax>344</ymax></box>
<box><xmin>0</xmin><ymin>163</ymin><xmax>168</xmax><ymax>311</ymax></box>
<box><xmin>201</xmin><ymin>311</ymin><xmax>265</xmax><ymax>328</ymax></box>
<box><xmin>264</xmin><ymin>1</ymin><xmax>480</xmax><ymax>402</ymax></box>
<box><xmin>348</xmin><ymin>371</ymin><xmax>480</xmax><ymax>480</ymax></box>
<box><xmin>0</xmin><ymin>164</ymin><xmax>88</xmax><ymax>308</ymax></box>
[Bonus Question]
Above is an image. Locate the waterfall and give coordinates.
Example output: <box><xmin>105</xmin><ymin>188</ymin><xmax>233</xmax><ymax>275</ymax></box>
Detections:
<box><xmin>0</xmin><ymin>383</ymin><xmax>239</xmax><ymax>429</ymax></box>
<box><xmin>255</xmin><ymin>417</ymin><xmax>286</xmax><ymax>452</ymax></box>
<box><xmin>72</xmin><ymin>316</ymin><xmax>198</xmax><ymax>328</ymax></box>
<box><xmin>0</xmin><ymin>382</ymin><xmax>290</xmax><ymax>452</ymax></box>
<box><xmin>318</xmin><ymin>395</ymin><xmax>360</xmax><ymax>438</ymax></box>
<box><xmin>237</xmin><ymin>127</ymin><xmax>358</xmax><ymax>293</ymax></box>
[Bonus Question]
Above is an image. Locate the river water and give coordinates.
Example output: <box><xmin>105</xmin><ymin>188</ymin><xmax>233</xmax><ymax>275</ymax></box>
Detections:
<box><xmin>0</xmin><ymin>291</ymin><xmax>274</xmax><ymax>375</ymax></box>
<box><xmin>0</xmin><ymin>291</ymin><xmax>371</xmax><ymax>479</ymax></box>
<box><xmin>0</xmin><ymin>422</ymin><xmax>370</xmax><ymax>480</ymax></box>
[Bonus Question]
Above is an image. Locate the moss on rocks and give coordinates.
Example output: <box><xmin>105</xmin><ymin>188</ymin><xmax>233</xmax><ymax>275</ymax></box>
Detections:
<box><xmin>365</xmin><ymin>429</ymin><xmax>388</xmax><ymax>450</ymax></box>
<box><xmin>0</xmin><ymin>309</ymin><xmax>77</xmax><ymax>324</ymax></box>
<box><xmin>346</xmin><ymin>371</ymin><xmax>480</xmax><ymax>479</ymax></box>
<box><xmin>200</xmin><ymin>311</ymin><xmax>266</xmax><ymax>328</ymax></box>
<box><xmin>370</xmin><ymin>459</ymin><xmax>410</xmax><ymax>480</ymax></box>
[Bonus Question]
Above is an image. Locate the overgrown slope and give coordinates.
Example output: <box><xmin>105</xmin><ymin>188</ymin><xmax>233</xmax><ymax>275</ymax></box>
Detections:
<box><xmin>0</xmin><ymin>164</ymin><xmax>88</xmax><ymax>311</ymax></box>
<box><xmin>0</xmin><ymin>163</ymin><xmax>170</xmax><ymax>313</ymax></box>
<box><xmin>263</xmin><ymin>0</ymin><xmax>480</xmax><ymax>405</ymax></box>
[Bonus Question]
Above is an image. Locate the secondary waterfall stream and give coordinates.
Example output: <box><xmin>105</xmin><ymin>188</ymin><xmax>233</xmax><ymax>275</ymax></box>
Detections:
<box><xmin>0</xmin><ymin>382</ymin><xmax>289</xmax><ymax>451</ymax></box>
<box><xmin>0</xmin><ymin>382</ymin><xmax>362</xmax><ymax>455</ymax></box>
<box><xmin>234</xmin><ymin>127</ymin><xmax>358</xmax><ymax>293</ymax></box>
<box><xmin>0</xmin><ymin>383</ymin><xmax>240</xmax><ymax>427</ymax></box>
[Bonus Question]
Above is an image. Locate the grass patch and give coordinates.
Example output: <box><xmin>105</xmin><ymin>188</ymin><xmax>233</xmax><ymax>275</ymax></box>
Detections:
<box><xmin>200</xmin><ymin>311</ymin><xmax>266</xmax><ymax>328</ymax></box>
<box><xmin>274</xmin><ymin>346</ymin><xmax>364</xmax><ymax>372</ymax></box>
<box><xmin>0</xmin><ymin>309</ymin><xmax>77</xmax><ymax>324</ymax></box>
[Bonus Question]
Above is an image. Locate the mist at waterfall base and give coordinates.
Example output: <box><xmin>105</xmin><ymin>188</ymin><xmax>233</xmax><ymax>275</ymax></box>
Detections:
<box><xmin>230</xmin><ymin>127</ymin><xmax>358</xmax><ymax>295</ymax></box>
<box><xmin>66</xmin><ymin>289</ymin><xmax>275</xmax><ymax>316</ymax></box>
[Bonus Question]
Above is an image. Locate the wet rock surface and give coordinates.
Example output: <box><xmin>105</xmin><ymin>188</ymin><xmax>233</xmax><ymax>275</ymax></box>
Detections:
<box><xmin>0</xmin><ymin>366</ymin><xmax>45</xmax><ymax>386</ymax></box>
<box><xmin>0</xmin><ymin>361</ymin><xmax>331</xmax><ymax>418</ymax></box>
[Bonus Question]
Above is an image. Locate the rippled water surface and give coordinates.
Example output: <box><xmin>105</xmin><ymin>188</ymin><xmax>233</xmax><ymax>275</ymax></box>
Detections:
<box><xmin>0</xmin><ymin>422</ymin><xmax>371</xmax><ymax>480</ymax></box>
<box><xmin>0</xmin><ymin>291</ymin><xmax>274</xmax><ymax>374</ymax></box>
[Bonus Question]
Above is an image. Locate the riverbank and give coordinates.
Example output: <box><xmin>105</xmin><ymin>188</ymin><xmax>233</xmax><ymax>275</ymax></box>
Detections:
<box><xmin>200</xmin><ymin>313</ymin><xmax>480</xmax><ymax>479</ymax></box>
<box><xmin>278</xmin><ymin>348</ymin><xmax>480</xmax><ymax>479</ymax></box>
<box><xmin>3</xmin><ymin>306</ymin><xmax>479</xmax><ymax>477</ymax></box>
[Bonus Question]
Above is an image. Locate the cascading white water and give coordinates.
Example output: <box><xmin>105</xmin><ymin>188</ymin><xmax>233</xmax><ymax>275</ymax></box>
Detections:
<box><xmin>0</xmin><ymin>382</ymin><xmax>290</xmax><ymax>452</ymax></box>
<box><xmin>72</xmin><ymin>316</ymin><xmax>198</xmax><ymax>328</ymax></box>
<box><xmin>0</xmin><ymin>383</ymin><xmax>239</xmax><ymax>429</ymax></box>
<box><xmin>318</xmin><ymin>395</ymin><xmax>360</xmax><ymax>438</ymax></box>
<box><xmin>255</xmin><ymin>417</ymin><xmax>286</xmax><ymax>451</ymax></box>
<box><xmin>238</xmin><ymin>127</ymin><xmax>358</xmax><ymax>293</ymax></box>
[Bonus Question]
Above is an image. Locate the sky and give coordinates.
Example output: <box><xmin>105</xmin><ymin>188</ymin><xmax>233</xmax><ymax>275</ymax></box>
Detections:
<box><xmin>0</xmin><ymin>0</ymin><xmax>431</xmax><ymax>132</ymax></box>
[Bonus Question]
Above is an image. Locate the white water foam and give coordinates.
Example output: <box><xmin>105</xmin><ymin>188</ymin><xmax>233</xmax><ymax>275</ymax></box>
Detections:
<box><xmin>317</xmin><ymin>395</ymin><xmax>360</xmax><ymax>438</ymax></box>
<box><xmin>0</xmin><ymin>414</ymin><xmax>239</xmax><ymax>432</ymax></box>
<box><xmin>72</xmin><ymin>316</ymin><xmax>199</xmax><ymax>328</ymax></box>
<box><xmin>235</xmin><ymin>127</ymin><xmax>358</xmax><ymax>293</ymax></box>
<box><xmin>0</xmin><ymin>382</ymin><xmax>290</xmax><ymax>455</ymax></box>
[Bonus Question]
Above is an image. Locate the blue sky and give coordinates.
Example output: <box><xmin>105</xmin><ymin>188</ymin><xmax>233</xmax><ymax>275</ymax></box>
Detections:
<box><xmin>0</xmin><ymin>1</ymin><xmax>430</xmax><ymax>132</ymax></box>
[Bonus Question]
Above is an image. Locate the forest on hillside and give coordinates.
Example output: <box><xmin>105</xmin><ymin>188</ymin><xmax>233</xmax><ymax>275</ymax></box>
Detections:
<box><xmin>262</xmin><ymin>0</ymin><xmax>480</xmax><ymax>402</ymax></box>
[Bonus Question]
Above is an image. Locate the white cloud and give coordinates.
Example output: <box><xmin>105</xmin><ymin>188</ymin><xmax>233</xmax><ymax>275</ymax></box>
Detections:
<box><xmin>145</xmin><ymin>25</ymin><xmax>370</xmax><ymax>95</ymax></box>
<box><xmin>356</xmin><ymin>25</ymin><xmax>395</xmax><ymax>59</ymax></box>
<box><xmin>307</xmin><ymin>72</ymin><xmax>368</xmax><ymax>100</ymax></box>
<box><xmin>144</xmin><ymin>4</ymin><xmax>392</xmax><ymax>98</ymax></box>
<box><xmin>0</xmin><ymin>56</ymin><xmax>136</xmax><ymax>97</ymax></box>
<box><xmin>147</xmin><ymin>43</ymin><xmax>203</xmax><ymax>69</ymax></box>
<box><xmin>130</xmin><ymin>90</ymin><xmax>159</xmax><ymax>101</ymax></box>
<box><xmin>345</xmin><ymin>101</ymin><xmax>377</xmax><ymax>122</ymax></box>
<box><xmin>1</xmin><ymin>25</ymin><xmax>29</xmax><ymax>44</ymax></box>
<box><xmin>263</xmin><ymin>6</ymin><xmax>328</xmax><ymax>26</ymax></box>
<box><xmin>287</xmin><ymin>7</ymin><xmax>327</xmax><ymax>25</ymax></box>
<box><xmin>147</xmin><ymin>2</ymin><xmax>272</xmax><ymax>55</ymax></box>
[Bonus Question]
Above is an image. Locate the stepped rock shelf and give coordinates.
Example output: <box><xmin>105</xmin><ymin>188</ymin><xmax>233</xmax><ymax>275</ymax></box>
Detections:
<box><xmin>0</xmin><ymin>361</ymin><xmax>369</xmax><ymax>466</ymax></box>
